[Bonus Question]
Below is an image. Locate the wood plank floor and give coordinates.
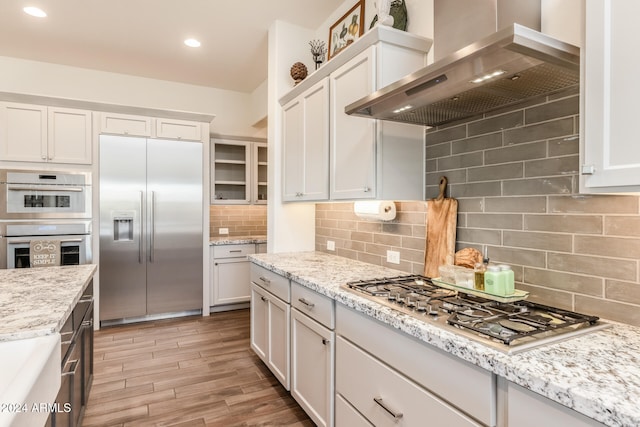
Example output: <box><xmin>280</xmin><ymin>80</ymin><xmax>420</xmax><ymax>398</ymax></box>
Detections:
<box><xmin>83</xmin><ymin>309</ymin><xmax>314</xmax><ymax>427</ymax></box>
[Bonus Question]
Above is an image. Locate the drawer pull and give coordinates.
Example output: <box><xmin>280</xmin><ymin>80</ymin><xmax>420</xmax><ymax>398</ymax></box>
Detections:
<box><xmin>259</xmin><ymin>276</ymin><xmax>271</xmax><ymax>285</ymax></box>
<box><xmin>298</xmin><ymin>298</ymin><xmax>315</xmax><ymax>309</ymax></box>
<box><xmin>374</xmin><ymin>397</ymin><xmax>403</xmax><ymax>420</ymax></box>
<box><xmin>229</xmin><ymin>249</ymin><xmax>242</xmax><ymax>253</ymax></box>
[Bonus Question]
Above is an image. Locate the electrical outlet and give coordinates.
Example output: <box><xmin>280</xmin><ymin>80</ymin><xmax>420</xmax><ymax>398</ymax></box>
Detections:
<box><xmin>387</xmin><ymin>250</ymin><xmax>400</xmax><ymax>264</ymax></box>
<box><xmin>327</xmin><ymin>240</ymin><xmax>336</xmax><ymax>251</ymax></box>
<box><xmin>219</xmin><ymin>228</ymin><xmax>229</xmax><ymax>235</ymax></box>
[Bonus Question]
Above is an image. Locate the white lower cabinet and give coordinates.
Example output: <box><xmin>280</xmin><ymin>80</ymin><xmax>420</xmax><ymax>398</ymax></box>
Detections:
<box><xmin>250</xmin><ymin>264</ymin><xmax>290</xmax><ymax>390</ymax></box>
<box><xmin>210</xmin><ymin>244</ymin><xmax>255</xmax><ymax>307</ymax></box>
<box><xmin>336</xmin><ymin>304</ymin><xmax>496</xmax><ymax>427</ymax></box>
<box><xmin>291</xmin><ymin>282</ymin><xmax>335</xmax><ymax>427</ymax></box>
<box><xmin>501</xmin><ymin>379</ymin><xmax>605</xmax><ymax>427</ymax></box>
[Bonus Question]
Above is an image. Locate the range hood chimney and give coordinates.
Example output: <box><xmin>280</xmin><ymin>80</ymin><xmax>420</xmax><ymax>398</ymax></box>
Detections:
<box><xmin>345</xmin><ymin>1</ymin><xmax>579</xmax><ymax>127</ymax></box>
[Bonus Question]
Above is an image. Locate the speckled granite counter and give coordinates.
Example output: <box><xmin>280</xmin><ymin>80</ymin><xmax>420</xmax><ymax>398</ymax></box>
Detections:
<box><xmin>0</xmin><ymin>264</ymin><xmax>97</xmax><ymax>342</ymax></box>
<box><xmin>210</xmin><ymin>236</ymin><xmax>267</xmax><ymax>245</ymax></box>
<box><xmin>248</xmin><ymin>251</ymin><xmax>640</xmax><ymax>427</ymax></box>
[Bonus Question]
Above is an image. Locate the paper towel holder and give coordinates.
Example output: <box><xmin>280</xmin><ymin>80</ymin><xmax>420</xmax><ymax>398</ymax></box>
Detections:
<box><xmin>353</xmin><ymin>200</ymin><xmax>397</xmax><ymax>221</ymax></box>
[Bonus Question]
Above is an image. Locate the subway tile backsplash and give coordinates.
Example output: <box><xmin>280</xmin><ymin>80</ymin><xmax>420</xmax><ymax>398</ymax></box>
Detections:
<box><xmin>316</xmin><ymin>89</ymin><xmax>640</xmax><ymax>326</ymax></box>
<box><xmin>209</xmin><ymin>205</ymin><xmax>267</xmax><ymax>237</ymax></box>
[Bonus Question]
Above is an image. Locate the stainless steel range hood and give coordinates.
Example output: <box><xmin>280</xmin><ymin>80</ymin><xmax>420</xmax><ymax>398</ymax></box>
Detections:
<box><xmin>345</xmin><ymin>23</ymin><xmax>579</xmax><ymax>127</ymax></box>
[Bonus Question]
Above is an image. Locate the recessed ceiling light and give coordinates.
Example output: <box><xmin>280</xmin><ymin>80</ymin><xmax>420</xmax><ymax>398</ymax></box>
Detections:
<box><xmin>23</xmin><ymin>6</ymin><xmax>47</xmax><ymax>18</ymax></box>
<box><xmin>184</xmin><ymin>38</ymin><xmax>201</xmax><ymax>48</ymax></box>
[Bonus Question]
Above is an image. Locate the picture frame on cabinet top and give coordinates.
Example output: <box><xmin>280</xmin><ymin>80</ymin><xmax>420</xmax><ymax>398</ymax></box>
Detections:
<box><xmin>328</xmin><ymin>0</ymin><xmax>365</xmax><ymax>61</ymax></box>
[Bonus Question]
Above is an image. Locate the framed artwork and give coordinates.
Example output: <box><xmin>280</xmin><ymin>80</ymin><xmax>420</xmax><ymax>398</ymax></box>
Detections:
<box><xmin>328</xmin><ymin>0</ymin><xmax>365</xmax><ymax>61</ymax></box>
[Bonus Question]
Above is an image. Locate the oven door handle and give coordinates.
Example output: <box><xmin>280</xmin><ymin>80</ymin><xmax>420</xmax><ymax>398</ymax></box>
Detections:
<box><xmin>8</xmin><ymin>238</ymin><xmax>84</xmax><ymax>245</ymax></box>
<box><xmin>8</xmin><ymin>185</ymin><xmax>84</xmax><ymax>192</ymax></box>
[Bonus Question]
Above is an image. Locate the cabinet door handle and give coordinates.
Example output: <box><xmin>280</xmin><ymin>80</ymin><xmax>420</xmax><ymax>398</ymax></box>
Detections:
<box><xmin>373</xmin><ymin>397</ymin><xmax>403</xmax><ymax>419</ymax></box>
<box><xmin>259</xmin><ymin>276</ymin><xmax>271</xmax><ymax>285</ymax></box>
<box><xmin>363</xmin><ymin>186</ymin><xmax>371</xmax><ymax>192</ymax></box>
<box><xmin>298</xmin><ymin>298</ymin><xmax>315</xmax><ymax>309</ymax></box>
<box><xmin>260</xmin><ymin>296</ymin><xmax>267</xmax><ymax>302</ymax></box>
<box><xmin>321</xmin><ymin>338</ymin><xmax>329</xmax><ymax>345</ymax></box>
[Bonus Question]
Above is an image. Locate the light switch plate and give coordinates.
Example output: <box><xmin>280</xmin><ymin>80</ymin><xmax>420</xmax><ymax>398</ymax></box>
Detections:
<box><xmin>387</xmin><ymin>250</ymin><xmax>400</xmax><ymax>264</ymax></box>
<box><xmin>219</xmin><ymin>228</ymin><xmax>229</xmax><ymax>235</ymax></box>
<box><xmin>327</xmin><ymin>240</ymin><xmax>336</xmax><ymax>251</ymax></box>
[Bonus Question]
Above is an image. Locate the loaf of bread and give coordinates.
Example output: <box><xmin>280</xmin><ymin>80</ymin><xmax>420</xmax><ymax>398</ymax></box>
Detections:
<box><xmin>454</xmin><ymin>248</ymin><xmax>483</xmax><ymax>269</ymax></box>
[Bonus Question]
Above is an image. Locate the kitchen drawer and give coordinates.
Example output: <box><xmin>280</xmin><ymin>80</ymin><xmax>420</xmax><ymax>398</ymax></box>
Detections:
<box><xmin>336</xmin><ymin>393</ymin><xmax>373</xmax><ymax>427</ymax></box>
<box><xmin>337</xmin><ymin>304</ymin><xmax>495</xmax><ymax>426</ymax></box>
<box><xmin>291</xmin><ymin>281</ymin><xmax>335</xmax><ymax>329</ymax></box>
<box><xmin>336</xmin><ymin>336</ymin><xmax>482</xmax><ymax>427</ymax></box>
<box><xmin>250</xmin><ymin>263</ymin><xmax>290</xmax><ymax>303</ymax></box>
<box><xmin>213</xmin><ymin>243</ymin><xmax>256</xmax><ymax>259</ymax></box>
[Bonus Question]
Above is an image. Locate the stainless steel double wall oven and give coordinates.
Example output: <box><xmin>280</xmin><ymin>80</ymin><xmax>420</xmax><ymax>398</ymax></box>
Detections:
<box><xmin>0</xmin><ymin>169</ymin><xmax>92</xmax><ymax>269</ymax></box>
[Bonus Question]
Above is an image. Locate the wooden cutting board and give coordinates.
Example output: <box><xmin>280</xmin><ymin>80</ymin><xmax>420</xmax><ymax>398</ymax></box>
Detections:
<box><xmin>423</xmin><ymin>176</ymin><xmax>458</xmax><ymax>278</ymax></box>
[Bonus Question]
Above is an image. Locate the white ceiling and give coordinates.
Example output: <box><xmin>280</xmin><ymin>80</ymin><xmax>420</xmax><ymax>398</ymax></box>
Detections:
<box><xmin>0</xmin><ymin>0</ymin><xmax>345</xmax><ymax>93</ymax></box>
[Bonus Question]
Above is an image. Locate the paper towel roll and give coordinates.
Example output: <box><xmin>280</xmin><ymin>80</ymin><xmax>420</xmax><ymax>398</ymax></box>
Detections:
<box><xmin>353</xmin><ymin>200</ymin><xmax>396</xmax><ymax>221</ymax></box>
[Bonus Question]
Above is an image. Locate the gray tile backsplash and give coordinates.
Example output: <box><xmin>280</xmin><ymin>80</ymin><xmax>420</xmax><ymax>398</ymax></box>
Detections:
<box><xmin>316</xmin><ymin>89</ymin><xmax>640</xmax><ymax>326</ymax></box>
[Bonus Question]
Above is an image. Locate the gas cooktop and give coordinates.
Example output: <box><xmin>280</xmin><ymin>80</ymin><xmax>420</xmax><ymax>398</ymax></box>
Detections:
<box><xmin>344</xmin><ymin>275</ymin><xmax>610</xmax><ymax>354</ymax></box>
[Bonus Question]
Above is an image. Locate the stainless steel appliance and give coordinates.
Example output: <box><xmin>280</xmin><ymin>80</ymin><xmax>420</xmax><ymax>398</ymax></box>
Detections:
<box><xmin>0</xmin><ymin>169</ymin><xmax>91</xmax><ymax>219</ymax></box>
<box><xmin>345</xmin><ymin>275</ymin><xmax>610</xmax><ymax>354</ymax></box>
<box><xmin>0</xmin><ymin>221</ymin><xmax>92</xmax><ymax>269</ymax></box>
<box><xmin>99</xmin><ymin>135</ymin><xmax>203</xmax><ymax>325</ymax></box>
<box><xmin>345</xmin><ymin>23</ymin><xmax>580</xmax><ymax>127</ymax></box>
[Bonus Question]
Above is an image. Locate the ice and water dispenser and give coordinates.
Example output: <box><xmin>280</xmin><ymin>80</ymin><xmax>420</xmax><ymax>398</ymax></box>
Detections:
<box><xmin>113</xmin><ymin>214</ymin><xmax>134</xmax><ymax>241</ymax></box>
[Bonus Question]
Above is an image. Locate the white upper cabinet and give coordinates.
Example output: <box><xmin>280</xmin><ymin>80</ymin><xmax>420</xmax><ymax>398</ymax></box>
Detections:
<box><xmin>155</xmin><ymin>118</ymin><xmax>203</xmax><ymax>141</ymax></box>
<box><xmin>330</xmin><ymin>47</ymin><xmax>377</xmax><ymax>200</ymax></box>
<box><xmin>211</xmin><ymin>138</ymin><xmax>267</xmax><ymax>204</ymax></box>
<box><xmin>279</xmin><ymin>26</ymin><xmax>431</xmax><ymax>202</ymax></box>
<box><xmin>0</xmin><ymin>103</ymin><xmax>46</xmax><ymax>162</ymax></box>
<box><xmin>100</xmin><ymin>112</ymin><xmax>153</xmax><ymax>137</ymax></box>
<box><xmin>282</xmin><ymin>78</ymin><xmax>330</xmax><ymax>201</ymax></box>
<box><xmin>48</xmin><ymin>107</ymin><xmax>92</xmax><ymax>164</ymax></box>
<box><xmin>0</xmin><ymin>103</ymin><xmax>92</xmax><ymax>164</ymax></box>
<box><xmin>581</xmin><ymin>0</ymin><xmax>640</xmax><ymax>192</ymax></box>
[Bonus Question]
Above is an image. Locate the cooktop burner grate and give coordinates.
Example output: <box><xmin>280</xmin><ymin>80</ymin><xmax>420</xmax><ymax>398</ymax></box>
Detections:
<box><xmin>345</xmin><ymin>275</ymin><xmax>607</xmax><ymax>352</ymax></box>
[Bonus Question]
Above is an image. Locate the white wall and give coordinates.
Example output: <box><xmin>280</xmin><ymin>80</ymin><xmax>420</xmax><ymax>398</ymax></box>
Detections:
<box><xmin>314</xmin><ymin>0</ymin><xmax>434</xmax><ymax>62</ymax></box>
<box><xmin>267</xmin><ymin>20</ymin><xmax>317</xmax><ymax>253</ymax></box>
<box><xmin>0</xmin><ymin>55</ymin><xmax>258</xmax><ymax>137</ymax></box>
<box><xmin>541</xmin><ymin>0</ymin><xmax>584</xmax><ymax>46</ymax></box>
<box><xmin>248</xmin><ymin>79</ymin><xmax>269</xmax><ymax>138</ymax></box>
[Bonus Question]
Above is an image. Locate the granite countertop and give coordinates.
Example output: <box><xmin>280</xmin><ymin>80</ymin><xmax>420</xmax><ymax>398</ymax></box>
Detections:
<box><xmin>0</xmin><ymin>264</ymin><xmax>97</xmax><ymax>342</ymax></box>
<box><xmin>248</xmin><ymin>251</ymin><xmax>640</xmax><ymax>427</ymax></box>
<box><xmin>210</xmin><ymin>235</ymin><xmax>267</xmax><ymax>245</ymax></box>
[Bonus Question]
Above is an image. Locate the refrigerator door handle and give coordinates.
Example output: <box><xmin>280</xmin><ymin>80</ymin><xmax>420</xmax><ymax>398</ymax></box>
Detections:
<box><xmin>139</xmin><ymin>191</ymin><xmax>144</xmax><ymax>264</ymax></box>
<box><xmin>149</xmin><ymin>191</ymin><xmax>155</xmax><ymax>263</ymax></box>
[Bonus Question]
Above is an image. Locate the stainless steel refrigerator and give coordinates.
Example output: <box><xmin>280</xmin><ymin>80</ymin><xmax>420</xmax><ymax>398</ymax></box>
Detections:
<box><xmin>99</xmin><ymin>135</ymin><xmax>203</xmax><ymax>324</ymax></box>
